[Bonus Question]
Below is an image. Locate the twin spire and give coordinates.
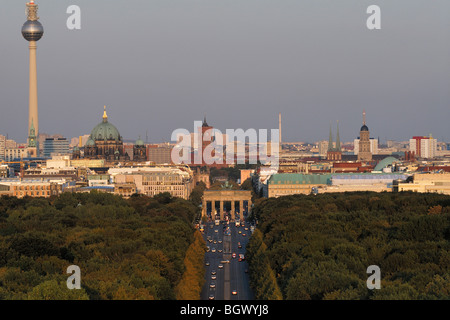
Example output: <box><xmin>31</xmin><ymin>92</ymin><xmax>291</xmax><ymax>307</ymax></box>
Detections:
<box><xmin>328</xmin><ymin>120</ymin><xmax>341</xmax><ymax>152</ymax></box>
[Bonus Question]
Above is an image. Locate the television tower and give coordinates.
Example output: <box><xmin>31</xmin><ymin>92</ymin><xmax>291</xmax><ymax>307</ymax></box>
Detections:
<box><xmin>22</xmin><ymin>0</ymin><xmax>43</xmax><ymax>147</ymax></box>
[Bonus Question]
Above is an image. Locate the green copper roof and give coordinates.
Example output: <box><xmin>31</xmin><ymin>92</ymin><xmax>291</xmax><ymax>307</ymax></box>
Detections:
<box><xmin>373</xmin><ymin>156</ymin><xmax>398</xmax><ymax>171</ymax></box>
<box><xmin>90</xmin><ymin>111</ymin><xmax>122</xmax><ymax>142</ymax></box>
<box><xmin>268</xmin><ymin>173</ymin><xmax>332</xmax><ymax>185</ymax></box>
<box><xmin>85</xmin><ymin>137</ymin><xmax>95</xmax><ymax>146</ymax></box>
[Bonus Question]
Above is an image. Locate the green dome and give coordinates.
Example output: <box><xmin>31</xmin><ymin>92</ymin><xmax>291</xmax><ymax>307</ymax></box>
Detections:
<box><xmin>90</xmin><ymin>107</ymin><xmax>122</xmax><ymax>142</ymax></box>
<box><xmin>135</xmin><ymin>137</ymin><xmax>144</xmax><ymax>146</ymax></box>
<box><xmin>85</xmin><ymin>137</ymin><xmax>95</xmax><ymax>147</ymax></box>
<box><xmin>374</xmin><ymin>156</ymin><xmax>397</xmax><ymax>171</ymax></box>
<box><xmin>91</xmin><ymin>121</ymin><xmax>121</xmax><ymax>141</ymax></box>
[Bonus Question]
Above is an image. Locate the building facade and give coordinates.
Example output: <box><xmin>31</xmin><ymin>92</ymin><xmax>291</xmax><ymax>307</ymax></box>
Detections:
<box><xmin>147</xmin><ymin>145</ymin><xmax>173</xmax><ymax>164</ymax></box>
<box><xmin>43</xmin><ymin>137</ymin><xmax>69</xmax><ymax>157</ymax></box>
<box><xmin>265</xmin><ymin>173</ymin><xmax>332</xmax><ymax>197</ymax></box>
<box><xmin>4</xmin><ymin>147</ymin><xmax>27</xmax><ymax>161</ymax></box>
<box><xmin>395</xmin><ymin>173</ymin><xmax>450</xmax><ymax>194</ymax></box>
<box><xmin>354</xmin><ymin>138</ymin><xmax>378</xmax><ymax>156</ymax></box>
<box><xmin>409</xmin><ymin>136</ymin><xmax>437</xmax><ymax>159</ymax></box>
<box><xmin>113</xmin><ymin>167</ymin><xmax>193</xmax><ymax>199</ymax></box>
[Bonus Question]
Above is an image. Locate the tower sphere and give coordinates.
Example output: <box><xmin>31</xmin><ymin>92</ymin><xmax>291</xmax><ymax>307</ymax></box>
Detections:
<box><xmin>22</xmin><ymin>20</ymin><xmax>44</xmax><ymax>41</ymax></box>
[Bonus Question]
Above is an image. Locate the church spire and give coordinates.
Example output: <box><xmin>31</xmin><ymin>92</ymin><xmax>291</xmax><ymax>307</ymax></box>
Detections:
<box><xmin>202</xmin><ymin>115</ymin><xmax>209</xmax><ymax>127</ymax></box>
<box><xmin>102</xmin><ymin>106</ymin><xmax>108</xmax><ymax>122</ymax></box>
<box><xmin>28</xmin><ymin>118</ymin><xmax>36</xmax><ymax>147</ymax></box>
<box><xmin>328</xmin><ymin>122</ymin><xmax>333</xmax><ymax>151</ymax></box>
<box><xmin>336</xmin><ymin>120</ymin><xmax>341</xmax><ymax>151</ymax></box>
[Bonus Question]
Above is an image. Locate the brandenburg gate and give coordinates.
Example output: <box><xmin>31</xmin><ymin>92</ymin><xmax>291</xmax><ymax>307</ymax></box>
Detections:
<box><xmin>202</xmin><ymin>189</ymin><xmax>252</xmax><ymax>221</ymax></box>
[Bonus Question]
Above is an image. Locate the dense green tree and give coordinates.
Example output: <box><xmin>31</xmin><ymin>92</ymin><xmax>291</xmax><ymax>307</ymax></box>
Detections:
<box><xmin>0</xmin><ymin>191</ymin><xmax>203</xmax><ymax>300</ymax></box>
<box><xmin>175</xmin><ymin>230</ymin><xmax>206</xmax><ymax>299</ymax></box>
<box><xmin>246</xmin><ymin>229</ymin><xmax>282</xmax><ymax>300</ymax></box>
<box><xmin>189</xmin><ymin>181</ymin><xmax>206</xmax><ymax>208</ymax></box>
<box><xmin>246</xmin><ymin>192</ymin><xmax>450</xmax><ymax>300</ymax></box>
<box><xmin>27</xmin><ymin>279</ymin><xmax>89</xmax><ymax>300</ymax></box>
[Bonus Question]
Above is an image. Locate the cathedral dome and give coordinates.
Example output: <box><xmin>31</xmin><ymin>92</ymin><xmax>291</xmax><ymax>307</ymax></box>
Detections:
<box><xmin>90</xmin><ymin>107</ymin><xmax>122</xmax><ymax>142</ymax></box>
<box><xmin>360</xmin><ymin>124</ymin><xmax>369</xmax><ymax>132</ymax></box>
<box><xmin>91</xmin><ymin>122</ymin><xmax>121</xmax><ymax>141</ymax></box>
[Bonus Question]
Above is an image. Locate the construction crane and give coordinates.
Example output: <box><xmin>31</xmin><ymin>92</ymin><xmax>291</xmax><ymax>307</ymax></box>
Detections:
<box><xmin>0</xmin><ymin>160</ymin><xmax>27</xmax><ymax>178</ymax></box>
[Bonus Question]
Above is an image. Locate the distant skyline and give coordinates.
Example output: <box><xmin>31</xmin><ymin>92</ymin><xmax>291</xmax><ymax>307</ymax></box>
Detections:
<box><xmin>1</xmin><ymin>0</ymin><xmax>449</xmax><ymax>144</ymax></box>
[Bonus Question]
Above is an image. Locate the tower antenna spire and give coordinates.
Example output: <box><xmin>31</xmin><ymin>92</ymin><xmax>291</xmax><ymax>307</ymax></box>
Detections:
<box><xmin>22</xmin><ymin>0</ymin><xmax>44</xmax><ymax>156</ymax></box>
<box><xmin>363</xmin><ymin>109</ymin><xmax>366</xmax><ymax>125</ymax></box>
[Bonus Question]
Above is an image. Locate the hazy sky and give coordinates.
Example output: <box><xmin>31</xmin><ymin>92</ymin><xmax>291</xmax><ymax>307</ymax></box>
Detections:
<box><xmin>1</xmin><ymin>0</ymin><xmax>449</xmax><ymax>144</ymax></box>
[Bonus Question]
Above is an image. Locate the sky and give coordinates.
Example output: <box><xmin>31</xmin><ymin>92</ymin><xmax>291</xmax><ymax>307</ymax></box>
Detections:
<box><xmin>1</xmin><ymin>0</ymin><xmax>449</xmax><ymax>144</ymax></box>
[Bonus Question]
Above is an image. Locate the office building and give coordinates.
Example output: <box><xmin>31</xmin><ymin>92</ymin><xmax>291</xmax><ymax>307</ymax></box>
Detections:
<box><xmin>43</xmin><ymin>137</ymin><xmax>69</xmax><ymax>157</ymax></box>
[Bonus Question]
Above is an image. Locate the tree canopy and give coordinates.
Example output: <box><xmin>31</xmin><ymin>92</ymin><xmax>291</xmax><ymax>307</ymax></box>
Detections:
<box><xmin>0</xmin><ymin>191</ymin><xmax>205</xmax><ymax>300</ymax></box>
<box><xmin>247</xmin><ymin>192</ymin><xmax>450</xmax><ymax>300</ymax></box>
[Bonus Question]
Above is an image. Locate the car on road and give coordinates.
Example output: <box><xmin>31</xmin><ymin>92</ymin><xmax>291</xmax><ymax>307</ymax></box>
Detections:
<box><xmin>213</xmin><ymin>240</ymin><xmax>217</xmax><ymax>244</ymax></box>
<box><xmin>211</xmin><ymin>275</ymin><xmax>216</xmax><ymax>280</ymax></box>
<box><xmin>218</xmin><ymin>249</ymin><xmax>223</xmax><ymax>253</ymax></box>
<box><xmin>206</xmin><ymin>246</ymin><xmax>210</xmax><ymax>252</ymax></box>
<box><xmin>211</xmin><ymin>248</ymin><xmax>216</xmax><ymax>253</ymax></box>
<box><xmin>232</xmin><ymin>290</ymin><xmax>237</xmax><ymax>295</ymax></box>
<box><xmin>205</xmin><ymin>261</ymin><xmax>210</xmax><ymax>266</ymax></box>
<box><xmin>209</xmin><ymin>294</ymin><xmax>215</xmax><ymax>300</ymax></box>
<box><xmin>218</xmin><ymin>240</ymin><xmax>222</xmax><ymax>244</ymax></box>
<box><xmin>214</xmin><ymin>229</ymin><xmax>218</xmax><ymax>233</ymax></box>
<box><xmin>218</xmin><ymin>264</ymin><xmax>223</xmax><ymax>269</ymax></box>
<box><xmin>232</xmin><ymin>253</ymin><xmax>236</xmax><ymax>259</ymax></box>
<box><xmin>242</xmin><ymin>233</ymin><xmax>246</xmax><ymax>237</ymax></box>
<box><xmin>210</xmin><ymin>282</ymin><xmax>216</xmax><ymax>288</ymax></box>
<box><xmin>211</xmin><ymin>270</ymin><xmax>216</xmax><ymax>275</ymax></box>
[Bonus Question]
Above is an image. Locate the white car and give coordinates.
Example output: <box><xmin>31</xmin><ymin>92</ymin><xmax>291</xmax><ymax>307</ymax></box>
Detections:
<box><xmin>218</xmin><ymin>264</ymin><xmax>223</xmax><ymax>269</ymax></box>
